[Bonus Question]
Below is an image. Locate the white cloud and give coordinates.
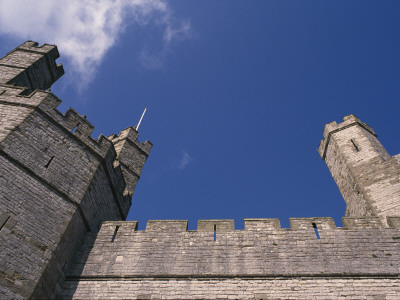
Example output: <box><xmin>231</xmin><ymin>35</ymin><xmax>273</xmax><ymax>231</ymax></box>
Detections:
<box><xmin>0</xmin><ymin>0</ymin><xmax>190</xmax><ymax>88</ymax></box>
<box><xmin>164</xmin><ymin>20</ymin><xmax>191</xmax><ymax>44</ymax></box>
<box><xmin>178</xmin><ymin>151</ymin><xmax>193</xmax><ymax>170</ymax></box>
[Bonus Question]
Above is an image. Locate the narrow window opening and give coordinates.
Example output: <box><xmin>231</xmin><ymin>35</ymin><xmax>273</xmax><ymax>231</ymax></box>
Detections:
<box><xmin>312</xmin><ymin>223</ymin><xmax>320</xmax><ymax>239</ymax></box>
<box><xmin>45</xmin><ymin>156</ymin><xmax>54</xmax><ymax>168</ymax></box>
<box><xmin>72</xmin><ymin>124</ymin><xmax>79</xmax><ymax>133</ymax></box>
<box><xmin>213</xmin><ymin>224</ymin><xmax>217</xmax><ymax>241</ymax></box>
<box><xmin>62</xmin><ymin>260</ymin><xmax>67</xmax><ymax>271</ymax></box>
<box><xmin>351</xmin><ymin>139</ymin><xmax>359</xmax><ymax>152</ymax></box>
<box><xmin>111</xmin><ymin>225</ymin><xmax>119</xmax><ymax>242</ymax></box>
<box><xmin>0</xmin><ymin>215</ymin><xmax>10</xmax><ymax>231</ymax></box>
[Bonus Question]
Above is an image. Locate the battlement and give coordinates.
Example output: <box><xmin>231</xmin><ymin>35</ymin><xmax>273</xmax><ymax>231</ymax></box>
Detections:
<box><xmin>0</xmin><ymin>42</ymin><xmax>152</xmax><ymax>299</ymax></box>
<box><xmin>108</xmin><ymin>127</ymin><xmax>152</xmax><ymax>198</ymax></box>
<box><xmin>0</xmin><ymin>84</ymin><xmax>113</xmax><ymax>158</ymax></box>
<box><xmin>0</xmin><ymin>41</ymin><xmax>64</xmax><ymax>93</ymax></box>
<box><xmin>63</xmin><ymin>215</ymin><xmax>400</xmax><ymax>294</ymax></box>
<box><xmin>109</xmin><ymin>127</ymin><xmax>152</xmax><ymax>155</ymax></box>
<box><xmin>318</xmin><ymin>114</ymin><xmax>376</xmax><ymax>160</ymax></box>
<box><xmin>1</xmin><ymin>40</ymin><xmax>399</xmax><ymax>299</ymax></box>
<box><xmin>318</xmin><ymin>114</ymin><xmax>400</xmax><ymax>225</ymax></box>
<box><xmin>102</xmin><ymin>216</ymin><xmax>400</xmax><ymax>232</ymax></box>
<box><xmin>0</xmin><ymin>82</ymin><xmax>133</xmax><ymax>219</ymax></box>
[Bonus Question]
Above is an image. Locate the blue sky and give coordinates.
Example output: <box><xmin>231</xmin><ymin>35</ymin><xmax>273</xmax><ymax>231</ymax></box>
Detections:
<box><xmin>1</xmin><ymin>1</ymin><xmax>400</xmax><ymax>229</ymax></box>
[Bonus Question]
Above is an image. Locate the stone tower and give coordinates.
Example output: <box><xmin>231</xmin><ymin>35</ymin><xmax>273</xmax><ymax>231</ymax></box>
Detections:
<box><xmin>2</xmin><ymin>42</ymin><xmax>400</xmax><ymax>299</ymax></box>
<box><xmin>0</xmin><ymin>41</ymin><xmax>151</xmax><ymax>299</ymax></box>
<box><xmin>318</xmin><ymin>114</ymin><xmax>400</xmax><ymax>225</ymax></box>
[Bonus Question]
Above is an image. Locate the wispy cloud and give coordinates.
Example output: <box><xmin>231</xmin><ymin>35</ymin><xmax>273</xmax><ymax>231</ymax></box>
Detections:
<box><xmin>163</xmin><ymin>19</ymin><xmax>191</xmax><ymax>44</ymax></box>
<box><xmin>178</xmin><ymin>151</ymin><xmax>193</xmax><ymax>170</ymax></box>
<box><xmin>138</xmin><ymin>17</ymin><xmax>191</xmax><ymax>69</ymax></box>
<box><xmin>0</xmin><ymin>0</ymin><xmax>190</xmax><ymax>88</ymax></box>
<box><xmin>139</xmin><ymin>48</ymin><xmax>164</xmax><ymax>69</ymax></box>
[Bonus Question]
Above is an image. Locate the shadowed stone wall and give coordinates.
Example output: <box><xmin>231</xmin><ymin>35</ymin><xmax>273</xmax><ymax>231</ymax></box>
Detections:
<box><xmin>0</xmin><ymin>42</ymin><xmax>151</xmax><ymax>299</ymax></box>
<box><xmin>1</xmin><ymin>42</ymin><xmax>400</xmax><ymax>300</ymax></box>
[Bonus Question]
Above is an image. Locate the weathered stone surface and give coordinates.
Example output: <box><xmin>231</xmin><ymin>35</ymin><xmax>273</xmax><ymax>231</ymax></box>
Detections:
<box><xmin>0</xmin><ymin>41</ymin><xmax>64</xmax><ymax>93</ymax></box>
<box><xmin>1</xmin><ymin>42</ymin><xmax>400</xmax><ymax>299</ymax></box>
<box><xmin>109</xmin><ymin>127</ymin><xmax>152</xmax><ymax>200</ymax></box>
<box><xmin>61</xmin><ymin>278</ymin><xmax>400</xmax><ymax>299</ymax></box>
<box><xmin>0</xmin><ymin>42</ymin><xmax>151</xmax><ymax>299</ymax></box>
<box><xmin>319</xmin><ymin>114</ymin><xmax>400</xmax><ymax>225</ymax></box>
<box><xmin>57</xmin><ymin>217</ymin><xmax>400</xmax><ymax>299</ymax></box>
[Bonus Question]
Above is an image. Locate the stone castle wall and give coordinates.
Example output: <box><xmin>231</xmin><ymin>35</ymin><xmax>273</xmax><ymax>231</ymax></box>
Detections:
<box><xmin>1</xmin><ymin>41</ymin><xmax>400</xmax><ymax>299</ymax></box>
<box><xmin>62</xmin><ymin>278</ymin><xmax>400</xmax><ymax>299</ymax></box>
<box><xmin>0</xmin><ymin>42</ymin><xmax>151</xmax><ymax>299</ymax></box>
<box><xmin>0</xmin><ymin>83</ymin><xmax>126</xmax><ymax>299</ymax></box>
<box><xmin>59</xmin><ymin>218</ymin><xmax>400</xmax><ymax>299</ymax></box>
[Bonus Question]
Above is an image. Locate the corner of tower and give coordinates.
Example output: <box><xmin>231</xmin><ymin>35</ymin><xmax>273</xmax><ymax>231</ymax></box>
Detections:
<box><xmin>0</xmin><ymin>40</ymin><xmax>64</xmax><ymax>93</ymax></box>
<box><xmin>318</xmin><ymin>114</ymin><xmax>376</xmax><ymax>160</ymax></box>
<box><xmin>109</xmin><ymin>126</ymin><xmax>153</xmax><ymax>199</ymax></box>
<box><xmin>318</xmin><ymin>114</ymin><xmax>400</xmax><ymax>224</ymax></box>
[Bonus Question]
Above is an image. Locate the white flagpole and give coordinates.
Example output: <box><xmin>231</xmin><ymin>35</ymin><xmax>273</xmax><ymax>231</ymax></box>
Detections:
<box><xmin>136</xmin><ymin>108</ymin><xmax>147</xmax><ymax>131</ymax></box>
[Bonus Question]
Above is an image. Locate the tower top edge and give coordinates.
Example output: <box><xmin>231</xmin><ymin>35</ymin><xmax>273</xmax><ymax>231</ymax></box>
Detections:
<box><xmin>318</xmin><ymin>114</ymin><xmax>376</xmax><ymax>160</ymax></box>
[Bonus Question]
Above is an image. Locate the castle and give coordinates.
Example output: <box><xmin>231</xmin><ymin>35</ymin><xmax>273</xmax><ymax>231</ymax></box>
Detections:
<box><xmin>0</xmin><ymin>42</ymin><xmax>399</xmax><ymax>300</ymax></box>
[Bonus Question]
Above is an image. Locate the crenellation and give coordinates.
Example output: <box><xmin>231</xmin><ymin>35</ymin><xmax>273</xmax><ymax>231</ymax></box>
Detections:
<box><xmin>63</xmin><ymin>108</ymin><xmax>94</xmax><ymax>136</ymax></box>
<box><xmin>319</xmin><ymin>114</ymin><xmax>400</xmax><ymax>226</ymax></box>
<box><xmin>61</xmin><ymin>216</ymin><xmax>400</xmax><ymax>295</ymax></box>
<box><xmin>111</xmin><ymin>126</ymin><xmax>152</xmax><ymax>155</ymax></box>
<box><xmin>289</xmin><ymin>217</ymin><xmax>336</xmax><ymax>230</ymax></box>
<box><xmin>244</xmin><ymin>218</ymin><xmax>281</xmax><ymax>231</ymax></box>
<box><xmin>146</xmin><ymin>220</ymin><xmax>188</xmax><ymax>232</ymax></box>
<box><xmin>319</xmin><ymin>114</ymin><xmax>377</xmax><ymax>159</ymax></box>
<box><xmin>0</xmin><ymin>42</ymin><xmax>151</xmax><ymax>299</ymax></box>
<box><xmin>109</xmin><ymin>126</ymin><xmax>152</xmax><ymax>199</ymax></box>
<box><xmin>0</xmin><ymin>41</ymin><xmax>64</xmax><ymax>93</ymax></box>
<box><xmin>103</xmin><ymin>221</ymin><xmax>139</xmax><ymax>230</ymax></box>
<box><xmin>1</xmin><ymin>41</ymin><xmax>400</xmax><ymax>299</ymax></box>
<box><xmin>93</xmin><ymin>216</ymin><xmax>400</xmax><ymax>233</ymax></box>
<box><xmin>0</xmin><ymin>50</ymin><xmax>43</xmax><ymax>69</ymax></box>
<box><xmin>42</xmin><ymin>107</ymin><xmax>113</xmax><ymax>158</ymax></box>
<box><xmin>197</xmin><ymin>219</ymin><xmax>235</xmax><ymax>232</ymax></box>
<box><xmin>0</xmin><ymin>86</ymin><xmax>114</xmax><ymax>159</ymax></box>
<box><xmin>342</xmin><ymin>217</ymin><xmax>383</xmax><ymax>229</ymax></box>
<box><xmin>0</xmin><ymin>85</ymin><xmax>53</xmax><ymax>107</ymax></box>
<box><xmin>16</xmin><ymin>41</ymin><xmax>59</xmax><ymax>53</ymax></box>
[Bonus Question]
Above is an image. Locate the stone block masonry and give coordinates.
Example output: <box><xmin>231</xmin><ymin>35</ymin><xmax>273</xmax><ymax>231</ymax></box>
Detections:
<box><xmin>1</xmin><ymin>41</ymin><xmax>400</xmax><ymax>299</ymax></box>
<box><xmin>0</xmin><ymin>41</ymin><xmax>64</xmax><ymax>94</ymax></box>
<box><xmin>0</xmin><ymin>42</ymin><xmax>151</xmax><ymax>299</ymax></box>
<box><xmin>60</xmin><ymin>218</ymin><xmax>400</xmax><ymax>299</ymax></box>
<box><xmin>319</xmin><ymin>114</ymin><xmax>400</xmax><ymax>224</ymax></box>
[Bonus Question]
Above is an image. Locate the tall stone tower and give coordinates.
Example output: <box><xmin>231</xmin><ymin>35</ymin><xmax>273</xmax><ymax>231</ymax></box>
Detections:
<box><xmin>318</xmin><ymin>114</ymin><xmax>400</xmax><ymax>225</ymax></box>
<box><xmin>0</xmin><ymin>42</ymin><xmax>151</xmax><ymax>299</ymax></box>
<box><xmin>2</xmin><ymin>41</ymin><xmax>400</xmax><ymax>300</ymax></box>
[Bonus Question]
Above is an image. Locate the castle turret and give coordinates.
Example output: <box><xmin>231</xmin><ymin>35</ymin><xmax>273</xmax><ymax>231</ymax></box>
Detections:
<box><xmin>0</xmin><ymin>42</ymin><xmax>150</xmax><ymax>299</ymax></box>
<box><xmin>0</xmin><ymin>41</ymin><xmax>64</xmax><ymax>93</ymax></box>
<box><xmin>109</xmin><ymin>127</ymin><xmax>152</xmax><ymax>202</ymax></box>
<box><xmin>319</xmin><ymin>114</ymin><xmax>400</xmax><ymax>225</ymax></box>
